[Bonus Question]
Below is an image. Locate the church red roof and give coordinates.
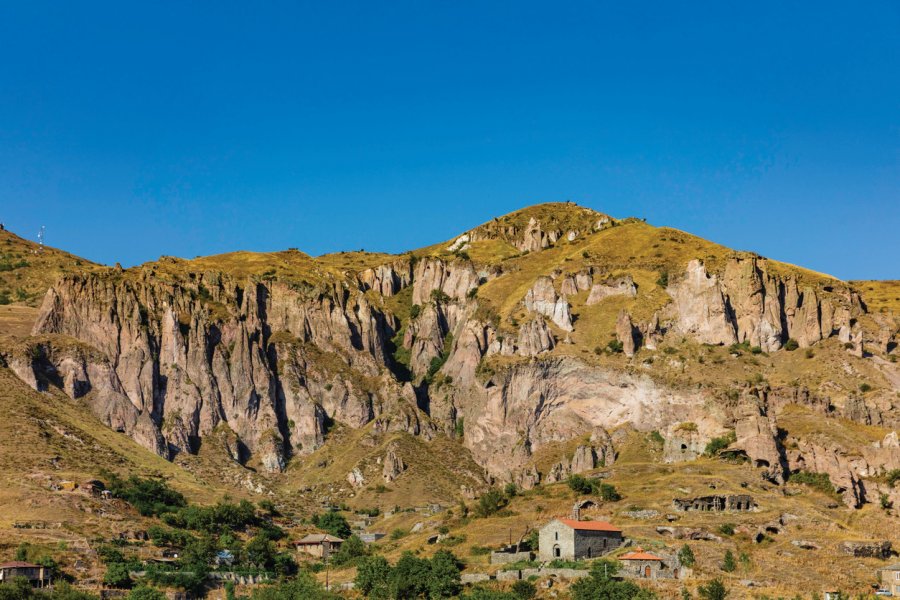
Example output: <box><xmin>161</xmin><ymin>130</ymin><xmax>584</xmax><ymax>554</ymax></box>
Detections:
<box><xmin>558</xmin><ymin>518</ymin><xmax>622</xmax><ymax>532</ymax></box>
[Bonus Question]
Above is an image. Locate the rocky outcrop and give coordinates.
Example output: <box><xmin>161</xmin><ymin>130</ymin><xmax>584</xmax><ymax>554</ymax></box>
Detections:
<box><xmin>383</xmin><ymin>447</ymin><xmax>407</xmax><ymax>482</ymax></box>
<box><xmin>586</xmin><ymin>276</ymin><xmax>637</xmax><ymax>305</ymax></box>
<box><xmin>358</xmin><ymin>261</ymin><xmax>412</xmax><ymax>297</ymax></box>
<box><xmin>615</xmin><ymin>310</ymin><xmax>639</xmax><ymax>357</ymax></box>
<box><xmin>524</xmin><ymin>277</ymin><xmax>572</xmax><ymax>331</ymax></box>
<box><xmin>666</xmin><ymin>258</ymin><xmax>862</xmax><ymax>351</ymax></box>
<box><xmin>731</xmin><ymin>404</ymin><xmax>786</xmax><ymax>483</ymax></box>
<box><xmin>27</xmin><ymin>271</ymin><xmax>419</xmax><ymax>471</ymax></box>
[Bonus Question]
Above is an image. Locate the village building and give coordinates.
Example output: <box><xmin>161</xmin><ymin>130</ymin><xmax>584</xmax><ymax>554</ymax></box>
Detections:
<box><xmin>0</xmin><ymin>561</ymin><xmax>53</xmax><ymax>588</ymax></box>
<box><xmin>538</xmin><ymin>518</ymin><xmax>623</xmax><ymax>561</ymax></box>
<box><xmin>878</xmin><ymin>564</ymin><xmax>900</xmax><ymax>597</ymax></box>
<box><xmin>294</xmin><ymin>534</ymin><xmax>344</xmax><ymax>559</ymax></box>
<box><xmin>618</xmin><ymin>547</ymin><xmax>685</xmax><ymax>580</ymax></box>
<box><xmin>672</xmin><ymin>494</ymin><xmax>756</xmax><ymax>512</ymax></box>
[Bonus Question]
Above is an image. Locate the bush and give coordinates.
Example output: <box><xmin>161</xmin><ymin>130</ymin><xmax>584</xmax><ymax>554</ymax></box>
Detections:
<box><xmin>718</xmin><ymin>523</ymin><xmax>735</xmax><ymax>536</ymax></box>
<box><xmin>474</xmin><ymin>488</ymin><xmax>508</xmax><ymax>518</ymax></box>
<box><xmin>656</xmin><ymin>271</ymin><xmax>669</xmax><ymax>288</ymax></box>
<box><xmin>649</xmin><ymin>431</ymin><xmax>665</xmax><ymax>445</ymax></box>
<box><xmin>409</xmin><ymin>304</ymin><xmax>421</xmax><ymax>319</ymax></box>
<box><xmin>103</xmin><ymin>473</ymin><xmax>186</xmax><ymax>517</ymax></box>
<box><xmin>355</xmin><ymin>555</ymin><xmax>391</xmax><ymax>598</ymax></box>
<box><xmin>704</xmin><ymin>431</ymin><xmax>737</xmax><ymax>457</ymax></box>
<box><xmin>784</xmin><ymin>338</ymin><xmax>799</xmax><ymax>351</ymax></box>
<box><xmin>469</xmin><ymin>545</ymin><xmax>491</xmax><ymax>556</ymax></box>
<box><xmin>678</xmin><ymin>544</ymin><xmax>695</xmax><ymax>567</ymax></box>
<box><xmin>311</xmin><ymin>510</ymin><xmax>351</xmax><ymax>538</ymax></box>
<box><xmin>598</xmin><ymin>483</ymin><xmax>621</xmax><ymax>502</ymax></box>
<box><xmin>721</xmin><ymin>550</ymin><xmax>736</xmax><ymax>572</ymax></box>
<box><xmin>567</xmin><ymin>474</ymin><xmax>594</xmax><ymax>495</ymax></box>
<box><xmin>331</xmin><ymin>535</ymin><xmax>368</xmax><ymax>566</ymax></box>
<box><xmin>571</xmin><ymin>559</ymin><xmax>656</xmax><ymax>600</ymax></box>
<box><xmin>606</xmin><ymin>339</ymin><xmax>624</xmax><ymax>354</ymax></box>
<box><xmin>390</xmin><ymin>528</ymin><xmax>408</xmax><ymax>540</ymax></box>
<box><xmin>859</xmin><ymin>383</ymin><xmax>872</xmax><ymax>393</ymax></box>
<box><xmin>511</xmin><ymin>580</ymin><xmax>537</xmax><ymax>599</ymax></box>
<box><xmin>790</xmin><ymin>471</ymin><xmax>835</xmax><ymax>495</ymax></box>
<box><xmin>698</xmin><ymin>579</ymin><xmax>728</xmax><ymax>600</ymax></box>
<box><xmin>0</xmin><ymin>290</ymin><xmax>10</xmax><ymax>305</ymax></box>
<box><xmin>127</xmin><ymin>587</ymin><xmax>167</xmax><ymax>600</ymax></box>
<box><xmin>887</xmin><ymin>469</ymin><xmax>900</xmax><ymax>487</ymax></box>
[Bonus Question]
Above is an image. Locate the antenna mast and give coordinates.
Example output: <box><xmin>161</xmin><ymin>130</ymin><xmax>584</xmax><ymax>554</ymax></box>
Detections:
<box><xmin>37</xmin><ymin>226</ymin><xmax>45</xmax><ymax>254</ymax></box>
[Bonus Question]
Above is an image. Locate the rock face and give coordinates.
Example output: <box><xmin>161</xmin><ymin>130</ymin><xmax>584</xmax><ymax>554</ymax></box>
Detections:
<box><xmin>666</xmin><ymin>258</ymin><xmax>861</xmax><ymax>351</ymax></box>
<box><xmin>383</xmin><ymin>447</ymin><xmax>407</xmax><ymax>482</ymax></box>
<box><xmin>524</xmin><ymin>277</ymin><xmax>573</xmax><ymax>331</ymax></box>
<box><xmin>27</xmin><ymin>271</ymin><xmax>418</xmax><ymax>471</ymax></box>
<box><xmin>586</xmin><ymin>276</ymin><xmax>637</xmax><ymax>305</ymax></box>
<box><xmin>838</xmin><ymin>541</ymin><xmax>892</xmax><ymax>559</ymax></box>
<box><xmin>615</xmin><ymin>310</ymin><xmax>639</xmax><ymax>357</ymax></box>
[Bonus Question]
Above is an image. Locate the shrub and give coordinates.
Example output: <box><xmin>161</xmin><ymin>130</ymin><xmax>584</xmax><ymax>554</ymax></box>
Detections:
<box><xmin>784</xmin><ymin>338</ymin><xmax>799</xmax><ymax>351</ymax></box>
<box><xmin>567</xmin><ymin>474</ymin><xmax>594</xmax><ymax>495</ymax></box>
<box><xmin>474</xmin><ymin>488</ymin><xmax>508</xmax><ymax>518</ymax></box>
<box><xmin>656</xmin><ymin>271</ymin><xmax>669</xmax><ymax>288</ymax></box>
<box><xmin>677</xmin><ymin>544</ymin><xmax>695</xmax><ymax>567</ymax></box>
<box><xmin>790</xmin><ymin>471</ymin><xmax>835</xmax><ymax>495</ymax></box>
<box><xmin>704</xmin><ymin>431</ymin><xmax>737</xmax><ymax>457</ymax></box>
<box><xmin>504</xmin><ymin>482</ymin><xmax>518</xmax><ymax>498</ymax></box>
<box><xmin>718</xmin><ymin>523</ymin><xmax>735</xmax><ymax>536</ymax></box>
<box><xmin>606</xmin><ymin>339</ymin><xmax>624</xmax><ymax>354</ymax></box>
<box><xmin>805</xmin><ymin>348</ymin><xmax>815</xmax><ymax>359</ymax></box>
<box><xmin>511</xmin><ymin>580</ymin><xmax>537</xmax><ymax>599</ymax></box>
<box><xmin>103</xmin><ymin>473</ymin><xmax>186</xmax><ymax>517</ymax></box>
<box><xmin>311</xmin><ymin>510</ymin><xmax>351</xmax><ymax>538</ymax></box>
<box><xmin>698</xmin><ymin>578</ymin><xmax>728</xmax><ymax>600</ymax></box>
<box><xmin>127</xmin><ymin>587</ymin><xmax>167</xmax><ymax>600</ymax></box>
<box><xmin>598</xmin><ymin>483</ymin><xmax>621</xmax><ymax>502</ymax></box>
<box><xmin>469</xmin><ymin>545</ymin><xmax>491</xmax><ymax>556</ymax></box>
<box><xmin>430</xmin><ymin>289</ymin><xmax>450</xmax><ymax>303</ymax></box>
<box><xmin>330</xmin><ymin>535</ymin><xmax>368</xmax><ymax>566</ymax></box>
<box><xmin>390</xmin><ymin>528</ymin><xmax>408</xmax><ymax>540</ymax></box>
<box><xmin>649</xmin><ymin>431</ymin><xmax>665</xmax><ymax>445</ymax></box>
<box><xmin>0</xmin><ymin>290</ymin><xmax>10</xmax><ymax>305</ymax></box>
<box><xmin>721</xmin><ymin>550</ymin><xmax>736</xmax><ymax>572</ymax></box>
<box><xmin>859</xmin><ymin>383</ymin><xmax>872</xmax><ymax>393</ymax></box>
<box><xmin>409</xmin><ymin>304</ymin><xmax>421</xmax><ymax>319</ymax></box>
<box><xmin>880</xmin><ymin>494</ymin><xmax>893</xmax><ymax>510</ymax></box>
<box><xmin>887</xmin><ymin>469</ymin><xmax>900</xmax><ymax>487</ymax></box>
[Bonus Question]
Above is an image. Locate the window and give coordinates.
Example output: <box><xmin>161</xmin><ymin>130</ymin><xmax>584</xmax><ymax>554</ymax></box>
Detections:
<box><xmin>555</xmin><ymin>532</ymin><xmax>558</xmax><ymax>540</ymax></box>
<box><xmin>553</xmin><ymin>545</ymin><xmax>560</xmax><ymax>558</ymax></box>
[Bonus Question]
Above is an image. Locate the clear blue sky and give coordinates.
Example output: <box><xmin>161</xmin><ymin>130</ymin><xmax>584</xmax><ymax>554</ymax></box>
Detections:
<box><xmin>1</xmin><ymin>2</ymin><xmax>897</xmax><ymax>280</ymax></box>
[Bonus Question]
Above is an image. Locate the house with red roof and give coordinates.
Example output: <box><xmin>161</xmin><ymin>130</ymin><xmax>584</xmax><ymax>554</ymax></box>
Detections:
<box><xmin>619</xmin><ymin>547</ymin><xmax>685</xmax><ymax>580</ymax></box>
<box><xmin>538</xmin><ymin>518</ymin><xmax>624</xmax><ymax>561</ymax></box>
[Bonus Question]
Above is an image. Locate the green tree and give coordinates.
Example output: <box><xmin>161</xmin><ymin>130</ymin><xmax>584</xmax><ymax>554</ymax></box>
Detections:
<box><xmin>250</xmin><ymin>572</ymin><xmax>338</xmax><ymax>600</ymax></box>
<box><xmin>355</xmin><ymin>555</ymin><xmax>391</xmax><ymax>599</ymax></box>
<box><xmin>331</xmin><ymin>534</ymin><xmax>368</xmax><ymax>566</ymax></box>
<box><xmin>511</xmin><ymin>579</ymin><xmax>537</xmax><ymax>599</ymax></box>
<box><xmin>103</xmin><ymin>563</ymin><xmax>133</xmax><ymax>589</ymax></box>
<box><xmin>474</xmin><ymin>488</ymin><xmax>508</xmax><ymax>518</ymax></box>
<box><xmin>698</xmin><ymin>578</ymin><xmax>728</xmax><ymax>600</ymax></box>
<box><xmin>598</xmin><ymin>483</ymin><xmax>621</xmax><ymax>502</ymax></box>
<box><xmin>721</xmin><ymin>550</ymin><xmax>736</xmax><ymax>573</ymax></box>
<box><xmin>678</xmin><ymin>544</ymin><xmax>696</xmax><ymax>567</ymax></box>
<box><xmin>312</xmin><ymin>510</ymin><xmax>351</xmax><ymax>538</ymax></box>
<box><xmin>427</xmin><ymin>550</ymin><xmax>462</xmax><ymax>598</ymax></box>
<box><xmin>389</xmin><ymin>553</ymin><xmax>431</xmax><ymax>599</ymax></box>
<box><xmin>571</xmin><ymin>559</ymin><xmax>656</xmax><ymax>600</ymax></box>
<box><xmin>567</xmin><ymin>474</ymin><xmax>594</xmax><ymax>495</ymax></box>
<box><xmin>126</xmin><ymin>587</ymin><xmax>167</xmax><ymax>600</ymax></box>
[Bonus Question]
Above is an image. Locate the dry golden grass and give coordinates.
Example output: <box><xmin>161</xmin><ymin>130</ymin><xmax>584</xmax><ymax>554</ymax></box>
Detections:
<box><xmin>853</xmin><ymin>280</ymin><xmax>900</xmax><ymax>314</ymax></box>
<box><xmin>0</xmin><ymin>229</ymin><xmax>100</xmax><ymax>307</ymax></box>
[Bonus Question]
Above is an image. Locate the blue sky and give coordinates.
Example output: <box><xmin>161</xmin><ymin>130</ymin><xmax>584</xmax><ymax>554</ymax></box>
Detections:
<box><xmin>1</xmin><ymin>2</ymin><xmax>897</xmax><ymax>280</ymax></box>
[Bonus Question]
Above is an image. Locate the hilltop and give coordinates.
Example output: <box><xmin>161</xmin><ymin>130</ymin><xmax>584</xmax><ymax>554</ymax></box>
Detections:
<box><xmin>0</xmin><ymin>202</ymin><xmax>897</xmax><ymax>598</ymax></box>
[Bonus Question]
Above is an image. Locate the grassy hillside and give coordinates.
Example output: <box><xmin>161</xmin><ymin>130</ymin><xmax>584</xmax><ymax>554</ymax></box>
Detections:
<box><xmin>0</xmin><ymin>228</ymin><xmax>100</xmax><ymax>307</ymax></box>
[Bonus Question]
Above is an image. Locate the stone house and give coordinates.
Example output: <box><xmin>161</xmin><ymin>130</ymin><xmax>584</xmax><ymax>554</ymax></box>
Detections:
<box><xmin>619</xmin><ymin>548</ymin><xmax>683</xmax><ymax>580</ymax></box>
<box><xmin>294</xmin><ymin>534</ymin><xmax>344</xmax><ymax>559</ymax></box>
<box><xmin>0</xmin><ymin>561</ymin><xmax>52</xmax><ymax>588</ymax></box>
<box><xmin>879</xmin><ymin>564</ymin><xmax>900</xmax><ymax>597</ymax></box>
<box><xmin>538</xmin><ymin>518</ymin><xmax>623</xmax><ymax>561</ymax></box>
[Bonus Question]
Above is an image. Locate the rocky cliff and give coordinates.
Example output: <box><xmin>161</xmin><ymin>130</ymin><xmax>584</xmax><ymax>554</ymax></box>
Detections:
<box><xmin>6</xmin><ymin>203</ymin><xmax>898</xmax><ymax>510</ymax></box>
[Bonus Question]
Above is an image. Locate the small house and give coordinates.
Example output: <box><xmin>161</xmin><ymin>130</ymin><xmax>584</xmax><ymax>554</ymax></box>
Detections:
<box><xmin>538</xmin><ymin>518</ymin><xmax>623</xmax><ymax>561</ymax></box>
<box><xmin>0</xmin><ymin>562</ymin><xmax>52</xmax><ymax>588</ymax></box>
<box><xmin>878</xmin><ymin>564</ymin><xmax>900</xmax><ymax>597</ymax></box>
<box><xmin>619</xmin><ymin>548</ymin><xmax>670</xmax><ymax>579</ymax></box>
<box><xmin>294</xmin><ymin>534</ymin><xmax>344</xmax><ymax>559</ymax></box>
